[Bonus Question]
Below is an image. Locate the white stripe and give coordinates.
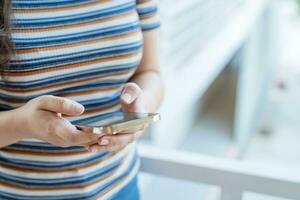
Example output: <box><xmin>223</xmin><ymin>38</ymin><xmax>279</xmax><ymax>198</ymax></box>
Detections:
<box><xmin>0</xmin><ymin>145</ymin><xmax>132</xmax><ymax>179</ymax></box>
<box><xmin>0</xmin><ymin>102</ymin><xmax>122</xmax><ymax>119</ymax></box>
<box><xmin>0</xmin><ymin>86</ymin><xmax>120</xmax><ymax>106</ymax></box>
<box><xmin>0</xmin><ymin>83</ymin><xmax>120</xmax><ymax>101</ymax></box>
<box><xmin>65</xmin><ymin>89</ymin><xmax>122</xmax><ymax>102</ymax></box>
<box><xmin>136</xmin><ymin>0</ymin><xmax>157</xmax><ymax>10</ymax></box>
<box><xmin>13</xmin><ymin>0</ymin><xmax>134</xmax><ymax>19</ymax></box>
<box><xmin>0</xmin><ymin>149</ymin><xmax>96</xmax><ymax>162</ymax></box>
<box><xmin>12</xmin><ymin>12</ymin><xmax>139</xmax><ymax>39</ymax></box>
<box><xmin>0</xmin><ymin>144</ymin><xmax>137</xmax><ymax>196</ymax></box>
<box><xmin>0</xmin><ymin>72</ymin><xmax>125</xmax><ymax>96</ymax></box>
<box><xmin>15</xmin><ymin>32</ymin><xmax>143</xmax><ymax>61</ymax></box>
<box><xmin>68</xmin><ymin>104</ymin><xmax>122</xmax><ymax>122</ymax></box>
<box><xmin>99</xmin><ymin>157</ymin><xmax>140</xmax><ymax>199</ymax></box>
<box><xmin>5</xmin><ymin>53</ymin><xmax>141</xmax><ymax>83</ymax></box>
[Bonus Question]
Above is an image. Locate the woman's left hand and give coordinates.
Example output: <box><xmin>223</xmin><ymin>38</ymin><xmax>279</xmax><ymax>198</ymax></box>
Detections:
<box><xmin>88</xmin><ymin>83</ymin><xmax>148</xmax><ymax>152</ymax></box>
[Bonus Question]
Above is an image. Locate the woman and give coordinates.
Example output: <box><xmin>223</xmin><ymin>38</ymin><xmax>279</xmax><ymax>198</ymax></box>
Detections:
<box><xmin>0</xmin><ymin>0</ymin><xmax>163</xmax><ymax>199</ymax></box>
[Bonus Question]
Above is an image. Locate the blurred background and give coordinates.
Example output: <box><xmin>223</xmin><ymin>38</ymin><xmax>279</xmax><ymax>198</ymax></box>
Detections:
<box><xmin>138</xmin><ymin>0</ymin><xmax>300</xmax><ymax>199</ymax></box>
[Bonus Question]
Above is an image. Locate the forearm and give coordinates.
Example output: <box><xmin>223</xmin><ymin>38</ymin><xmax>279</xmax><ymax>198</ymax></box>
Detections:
<box><xmin>130</xmin><ymin>71</ymin><xmax>164</xmax><ymax>112</ymax></box>
<box><xmin>0</xmin><ymin>109</ymin><xmax>22</xmax><ymax>147</ymax></box>
<box><xmin>129</xmin><ymin>29</ymin><xmax>163</xmax><ymax>112</ymax></box>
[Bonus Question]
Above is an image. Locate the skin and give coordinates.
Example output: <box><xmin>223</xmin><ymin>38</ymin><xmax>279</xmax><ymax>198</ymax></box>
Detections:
<box><xmin>89</xmin><ymin>30</ymin><xmax>163</xmax><ymax>152</ymax></box>
<box><xmin>0</xmin><ymin>29</ymin><xmax>163</xmax><ymax>151</ymax></box>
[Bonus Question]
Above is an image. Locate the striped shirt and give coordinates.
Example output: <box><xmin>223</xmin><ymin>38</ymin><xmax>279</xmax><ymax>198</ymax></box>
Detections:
<box><xmin>0</xmin><ymin>0</ymin><xmax>159</xmax><ymax>199</ymax></box>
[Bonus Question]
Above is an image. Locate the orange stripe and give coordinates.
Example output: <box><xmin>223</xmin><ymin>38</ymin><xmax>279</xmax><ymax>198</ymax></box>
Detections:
<box><xmin>16</xmin><ymin>31</ymin><xmax>140</xmax><ymax>54</ymax></box>
<box><xmin>4</xmin><ymin>83</ymin><xmax>121</xmax><ymax>95</ymax></box>
<box><xmin>78</xmin><ymin>101</ymin><xmax>121</xmax><ymax>116</ymax></box>
<box><xmin>58</xmin><ymin>87</ymin><xmax>120</xmax><ymax>98</ymax></box>
<box><xmin>13</xmin><ymin>0</ymin><xmax>113</xmax><ymax>14</ymax></box>
<box><xmin>1</xmin><ymin>68</ymin><xmax>135</xmax><ymax>96</ymax></box>
<box><xmin>0</xmin><ymin>165</ymin><xmax>115</xmax><ymax>190</ymax></box>
<box><xmin>0</xmin><ymin>172</ymin><xmax>113</xmax><ymax>190</ymax></box>
<box><xmin>0</xmin><ymin>76</ymin><xmax>124</xmax><ymax>97</ymax></box>
<box><xmin>4</xmin><ymin>52</ymin><xmax>140</xmax><ymax>77</ymax></box>
<box><xmin>13</xmin><ymin>11</ymin><xmax>137</xmax><ymax>33</ymax></box>
<box><xmin>140</xmin><ymin>12</ymin><xmax>158</xmax><ymax>20</ymax></box>
<box><xmin>0</xmin><ymin>87</ymin><xmax>120</xmax><ymax>104</ymax></box>
<box><xmin>1</xmin><ymin>148</ymin><xmax>90</xmax><ymax>157</ymax></box>
<box><xmin>95</xmin><ymin>160</ymin><xmax>139</xmax><ymax>199</ymax></box>
<box><xmin>0</xmin><ymin>151</ymin><xmax>130</xmax><ymax>190</ymax></box>
<box><xmin>0</xmin><ymin>147</ymin><xmax>127</xmax><ymax>173</ymax></box>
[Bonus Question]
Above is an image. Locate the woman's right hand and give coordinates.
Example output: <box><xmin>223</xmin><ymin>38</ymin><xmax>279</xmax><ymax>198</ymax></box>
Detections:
<box><xmin>11</xmin><ymin>95</ymin><xmax>99</xmax><ymax>147</ymax></box>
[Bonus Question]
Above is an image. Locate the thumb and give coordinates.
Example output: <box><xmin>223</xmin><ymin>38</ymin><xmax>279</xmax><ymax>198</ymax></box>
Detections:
<box><xmin>120</xmin><ymin>83</ymin><xmax>142</xmax><ymax>105</ymax></box>
<box><xmin>35</xmin><ymin>95</ymin><xmax>84</xmax><ymax>116</ymax></box>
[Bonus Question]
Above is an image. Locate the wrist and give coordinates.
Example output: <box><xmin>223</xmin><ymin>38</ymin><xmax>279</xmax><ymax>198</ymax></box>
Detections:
<box><xmin>6</xmin><ymin>108</ymin><xmax>29</xmax><ymax>141</ymax></box>
<box><xmin>140</xmin><ymin>92</ymin><xmax>156</xmax><ymax>113</ymax></box>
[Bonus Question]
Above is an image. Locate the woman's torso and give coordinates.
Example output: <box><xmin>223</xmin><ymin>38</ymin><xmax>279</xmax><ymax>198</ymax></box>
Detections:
<box><xmin>0</xmin><ymin>0</ymin><xmax>143</xmax><ymax>199</ymax></box>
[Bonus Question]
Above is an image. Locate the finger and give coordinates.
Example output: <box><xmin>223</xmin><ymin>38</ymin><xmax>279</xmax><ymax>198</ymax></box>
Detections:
<box><xmin>88</xmin><ymin>143</ymin><xmax>125</xmax><ymax>152</ymax></box>
<box><xmin>120</xmin><ymin>83</ymin><xmax>142</xmax><ymax>105</ymax></box>
<box><xmin>35</xmin><ymin>95</ymin><xmax>84</xmax><ymax>116</ymax></box>
<box><xmin>49</xmin><ymin>119</ymin><xmax>99</xmax><ymax>147</ymax></box>
<box><xmin>87</xmin><ymin>131</ymin><xmax>144</xmax><ymax>152</ymax></box>
<box><xmin>102</xmin><ymin>131</ymin><xmax>143</xmax><ymax>147</ymax></box>
<box><xmin>68</xmin><ymin>130</ymin><xmax>100</xmax><ymax>146</ymax></box>
<box><xmin>77</xmin><ymin>127</ymin><xmax>144</xmax><ymax>147</ymax></box>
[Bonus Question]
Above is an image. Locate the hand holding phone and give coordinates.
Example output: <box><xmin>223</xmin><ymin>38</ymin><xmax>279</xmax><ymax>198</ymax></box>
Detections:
<box><xmin>76</xmin><ymin>112</ymin><xmax>161</xmax><ymax>136</ymax></box>
<box><xmin>83</xmin><ymin>82</ymin><xmax>159</xmax><ymax>152</ymax></box>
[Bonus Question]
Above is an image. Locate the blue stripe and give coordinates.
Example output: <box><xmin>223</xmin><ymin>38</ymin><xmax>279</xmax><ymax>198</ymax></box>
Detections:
<box><xmin>6</xmin><ymin>144</ymin><xmax>86</xmax><ymax>153</ymax></box>
<box><xmin>11</xmin><ymin>42</ymin><xmax>143</xmax><ymax>68</ymax></box>
<box><xmin>109</xmin><ymin>176</ymin><xmax>139</xmax><ymax>200</ymax></box>
<box><xmin>12</xmin><ymin>41</ymin><xmax>142</xmax><ymax>65</ymax></box>
<box><xmin>5</xmin><ymin>63</ymin><xmax>137</xmax><ymax>87</ymax></box>
<box><xmin>0</xmin><ymin>80</ymin><xmax>122</xmax><ymax>99</ymax></box>
<box><xmin>141</xmin><ymin>22</ymin><xmax>160</xmax><ymax>31</ymax></box>
<box><xmin>0</xmin><ymin>157</ymin><xmax>123</xmax><ymax>187</ymax></box>
<box><xmin>13</xmin><ymin>0</ymin><xmax>94</xmax><ymax>9</ymax></box>
<box><xmin>82</xmin><ymin>93</ymin><xmax>121</xmax><ymax>111</ymax></box>
<box><xmin>13</xmin><ymin>22</ymin><xmax>140</xmax><ymax>48</ymax></box>
<box><xmin>73</xmin><ymin>110</ymin><xmax>123</xmax><ymax>125</ymax></box>
<box><xmin>16</xmin><ymin>140</ymin><xmax>78</xmax><ymax>147</ymax></box>
<box><xmin>0</xmin><ymin>152</ymin><xmax>111</xmax><ymax>170</ymax></box>
<box><xmin>0</xmin><ymin>155</ymin><xmax>138</xmax><ymax>200</ymax></box>
<box><xmin>14</xmin><ymin>2</ymin><xmax>135</xmax><ymax>28</ymax></box>
<box><xmin>0</xmin><ymin>78</ymin><xmax>125</xmax><ymax>94</ymax></box>
<box><xmin>0</xmin><ymin>70</ymin><xmax>129</xmax><ymax>100</ymax></box>
<box><xmin>137</xmin><ymin>6</ymin><xmax>158</xmax><ymax>16</ymax></box>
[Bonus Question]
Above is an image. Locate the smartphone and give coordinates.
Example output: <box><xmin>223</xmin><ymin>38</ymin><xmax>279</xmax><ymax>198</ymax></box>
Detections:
<box><xmin>76</xmin><ymin>112</ymin><xmax>161</xmax><ymax>135</ymax></box>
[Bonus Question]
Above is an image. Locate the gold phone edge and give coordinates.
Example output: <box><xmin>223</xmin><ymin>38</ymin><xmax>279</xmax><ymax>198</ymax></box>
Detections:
<box><xmin>92</xmin><ymin>113</ymin><xmax>161</xmax><ymax>135</ymax></box>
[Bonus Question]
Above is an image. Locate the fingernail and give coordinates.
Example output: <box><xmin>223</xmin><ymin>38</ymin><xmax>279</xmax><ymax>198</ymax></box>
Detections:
<box><xmin>99</xmin><ymin>139</ymin><xmax>109</xmax><ymax>146</ymax></box>
<box><xmin>74</xmin><ymin>103</ymin><xmax>84</xmax><ymax>113</ymax></box>
<box><xmin>90</xmin><ymin>147</ymin><xmax>98</xmax><ymax>153</ymax></box>
<box><xmin>122</xmin><ymin>93</ymin><xmax>132</xmax><ymax>104</ymax></box>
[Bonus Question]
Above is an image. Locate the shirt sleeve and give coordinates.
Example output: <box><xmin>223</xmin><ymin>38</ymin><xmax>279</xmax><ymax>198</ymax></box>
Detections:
<box><xmin>136</xmin><ymin>0</ymin><xmax>160</xmax><ymax>31</ymax></box>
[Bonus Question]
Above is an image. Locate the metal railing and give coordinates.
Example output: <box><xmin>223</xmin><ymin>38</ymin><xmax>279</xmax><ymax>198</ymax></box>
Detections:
<box><xmin>139</xmin><ymin>145</ymin><xmax>300</xmax><ymax>200</ymax></box>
